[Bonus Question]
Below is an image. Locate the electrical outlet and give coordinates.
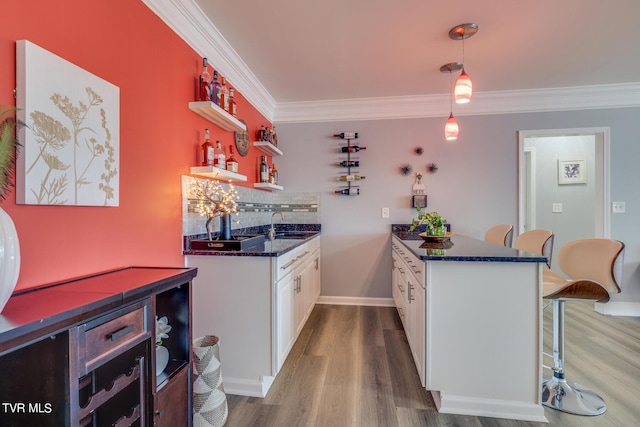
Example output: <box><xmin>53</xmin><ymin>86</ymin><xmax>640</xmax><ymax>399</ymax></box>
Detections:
<box><xmin>612</xmin><ymin>202</ymin><xmax>626</xmax><ymax>213</ymax></box>
<box><xmin>552</xmin><ymin>203</ymin><xmax>563</xmax><ymax>213</ymax></box>
<box><xmin>381</xmin><ymin>207</ymin><xmax>390</xmax><ymax>218</ymax></box>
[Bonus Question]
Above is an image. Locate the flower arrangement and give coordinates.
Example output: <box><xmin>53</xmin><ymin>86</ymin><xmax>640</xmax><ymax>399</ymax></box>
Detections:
<box><xmin>155</xmin><ymin>315</ymin><xmax>172</xmax><ymax>346</ymax></box>
<box><xmin>189</xmin><ymin>177</ymin><xmax>239</xmax><ymax>239</ymax></box>
<box><xmin>409</xmin><ymin>206</ymin><xmax>447</xmax><ymax>235</ymax></box>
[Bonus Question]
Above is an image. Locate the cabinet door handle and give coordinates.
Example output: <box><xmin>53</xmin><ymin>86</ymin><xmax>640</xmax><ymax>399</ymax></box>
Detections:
<box><xmin>108</xmin><ymin>324</ymin><xmax>135</xmax><ymax>342</ymax></box>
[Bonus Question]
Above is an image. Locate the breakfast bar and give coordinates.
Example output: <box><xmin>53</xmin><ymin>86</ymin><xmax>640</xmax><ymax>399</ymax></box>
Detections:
<box><xmin>391</xmin><ymin>226</ymin><xmax>548</xmax><ymax>422</ymax></box>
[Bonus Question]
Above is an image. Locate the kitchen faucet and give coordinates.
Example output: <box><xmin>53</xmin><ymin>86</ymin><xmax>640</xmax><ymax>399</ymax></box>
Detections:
<box><xmin>269</xmin><ymin>211</ymin><xmax>284</xmax><ymax>240</ymax></box>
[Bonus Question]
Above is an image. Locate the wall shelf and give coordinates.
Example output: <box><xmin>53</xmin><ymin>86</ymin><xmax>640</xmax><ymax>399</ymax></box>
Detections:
<box><xmin>190</xmin><ymin>166</ymin><xmax>247</xmax><ymax>182</ymax></box>
<box><xmin>254</xmin><ymin>182</ymin><xmax>284</xmax><ymax>191</ymax></box>
<box><xmin>188</xmin><ymin>101</ymin><xmax>247</xmax><ymax>132</ymax></box>
<box><xmin>253</xmin><ymin>141</ymin><xmax>283</xmax><ymax>156</ymax></box>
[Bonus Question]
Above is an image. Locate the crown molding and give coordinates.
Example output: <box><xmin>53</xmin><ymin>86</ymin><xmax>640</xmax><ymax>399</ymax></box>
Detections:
<box><xmin>142</xmin><ymin>0</ymin><xmax>276</xmax><ymax>120</ymax></box>
<box><xmin>273</xmin><ymin>83</ymin><xmax>640</xmax><ymax>123</ymax></box>
<box><xmin>144</xmin><ymin>1</ymin><xmax>640</xmax><ymax>125</ymax></box>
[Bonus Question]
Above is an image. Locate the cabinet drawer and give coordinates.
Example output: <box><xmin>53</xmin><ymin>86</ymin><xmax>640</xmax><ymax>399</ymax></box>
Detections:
<box><xmin>276</xmin><ymin>237</ymin><xmax>320</xmax><ymax>281</ymax></box>
<box><xmin>78</xmin><ymin>301</ymin><xmax>150</xmax><ymax>374</ymax></box>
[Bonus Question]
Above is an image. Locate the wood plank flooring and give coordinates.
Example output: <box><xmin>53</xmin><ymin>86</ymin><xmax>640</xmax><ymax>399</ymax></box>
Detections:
<box><xmin>225</xmin><ymin>303</ymin><xmax>640</xmax><ymax>426</ymax></box>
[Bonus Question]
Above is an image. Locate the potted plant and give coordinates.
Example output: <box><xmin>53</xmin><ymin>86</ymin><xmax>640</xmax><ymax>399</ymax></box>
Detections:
<box><xmin>409</xmin><ymin>206</ymin><xmax>447</xmax><ymax>236</ymax></box>
<box><xmin>0</xmin><ymin>106</ymin><xmax>22</xmax><ymax>313</ymax></box>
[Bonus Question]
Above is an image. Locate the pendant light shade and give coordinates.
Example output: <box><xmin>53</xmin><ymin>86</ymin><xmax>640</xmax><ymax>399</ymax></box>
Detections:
<box><xmin>444</xmin><ymin>113</ymin><xmax>459</xmax><ymax>140</ymax></box>
<box><xmin>440</xmin><ymin>62</ymin><xmax>462</xmax><ymax>141</ymax></box>
<box><xmin>454</xmin><ymin>69</ymin><xmax>472</xmax><ymax>103</ymax></box>
<box><xmin>449</xmin><ymin>23</ymin><xmax>478</xmax><ymax>104</ymax></box>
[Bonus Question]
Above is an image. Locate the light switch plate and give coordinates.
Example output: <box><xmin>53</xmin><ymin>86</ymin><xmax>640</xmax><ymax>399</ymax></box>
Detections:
<box><xmin>552</xmin><ymin>203</ymin><xmax>563</xmax><ymax>213</ymax></box>
<box><xmin>612</xmin><ymin>201</ymin><xmax>626</xmax><ymax>213</ymax></box>
<box><xmin>381</xmin><ymin>207</ymin><xmax>390</xmax><ymax>218</ymax></box>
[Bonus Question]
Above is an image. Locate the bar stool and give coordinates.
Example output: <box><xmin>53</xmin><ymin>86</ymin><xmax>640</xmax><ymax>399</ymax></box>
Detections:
<box><xmin>513</xmin><ymin>229</ymin><xmax>554</xmax><ymax>268</ymax></box>
<box><xmin>484</xmin><ymin>224</ymin><xmax>514</xmax><ymax>247</ymax></box>
<box><xmin>541</xmin><ymin>238</ymin><xmax>625</xmax><ymax>415</ymax></box>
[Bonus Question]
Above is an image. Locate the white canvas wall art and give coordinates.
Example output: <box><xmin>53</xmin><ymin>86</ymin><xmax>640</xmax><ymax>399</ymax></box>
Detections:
<box><xmin>15</xmin><ymin>40</ymin><xmax>119</xmax><ymax>206</ymax></box>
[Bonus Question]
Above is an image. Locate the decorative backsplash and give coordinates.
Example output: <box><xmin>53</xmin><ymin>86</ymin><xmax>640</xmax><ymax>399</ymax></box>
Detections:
<box><xmin>181</xmin><ymin>175</ymin><xmax>320</xmax><ymax>237</ymax></box>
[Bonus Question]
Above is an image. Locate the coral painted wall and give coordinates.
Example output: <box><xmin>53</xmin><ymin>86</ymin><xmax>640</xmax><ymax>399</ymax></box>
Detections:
<box><xmin>0</xmin><ymin>0</ymin><xmax>270</xmax><ymax>291</ymax></box>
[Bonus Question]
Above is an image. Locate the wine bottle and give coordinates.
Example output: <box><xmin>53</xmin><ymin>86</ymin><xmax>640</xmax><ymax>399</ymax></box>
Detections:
<box><xmin>229</xmin><ymin>87</ymin><xmax>237</xmax><ymax>117</ymax></box>
<box><xmin>260</xmin><ymin>156</ymin><xmax>269</xmax><ymax>183</ymax></box>
<box><xmin>220</xmin><ymin>76</ymin><xmax>230</xmax><ymax>112</ymax></box>
<box><xmin>271</xmin><ymin>163</ymin><xmax>279</xmax><ymax>184</ymax></box>
<box><xmin>335</xmin><ymin>188</ymin><xmax>360</xmax><ymax>195</ymax></box>
<box><xmin>214</xmin><ymin>140</ymin><xmax>226</xmax><ymax>170</ymax></box>
<box><xmin>335</xmin><ymin>160</ymin><xmax>360</xmax><ymax>167</ymax></box>
<box><xmin>211</xmin><ymin>71</ymin><xmax>222</xmax><ymax>106</ymax></box>
<box><xmin>256</xmin><ymin>125</ymin><xmax>267</xmax><ymax>141</ymax></box>
<box><xmin>199</xmin><ymin>58</ymin><xmax>212</xmax><ymax>102</ymax></box>
<box><xmin>337</xmin><ymin>175</ymin><xmax>366</xmax><ymax>182</ymax></box>
<box><xmin>341</xmin><ymin>146</ymin><xmax>366</xmax><ymax>153</ymax></box>
<box><xmin>226</xmin><ymin>144</ymin><xmax>239</xmax><ymax>173</ymax></box>
<box><xmin>334</xmin><ymin>132</ymin><xmax>358</xmax><ymax>139</ymax></box>
<box><xmin>200</xmin><ymin>128</ymin><xmax>214</xmax><ymax>166</ymax></box>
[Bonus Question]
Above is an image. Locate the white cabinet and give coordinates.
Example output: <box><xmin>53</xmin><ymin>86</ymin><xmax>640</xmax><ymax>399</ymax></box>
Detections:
<box><xmin>275</xmin><ymin>240</ymin><xmax>321</xmax><ymax>370</ymax></box>
<box><xmin>189</xmin><ymin>236</ymin><xmax>320</xmax><ymax>397</ymax></box>
<box><xmin>391</xmin><ymin>236</ymin><xmax>426</xmax><ymax>386</ymax></box>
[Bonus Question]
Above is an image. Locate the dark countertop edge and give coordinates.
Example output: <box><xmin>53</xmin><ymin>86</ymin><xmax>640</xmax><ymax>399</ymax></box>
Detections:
<box><xmin>183</xmin><ymin>232</ymin><xmax>321</xmax><ymax>257</ymax></box>
<box><xmin>391</xmin><ymin>228</ymin><xmax>547</xmax><ymax>263</ymax></box>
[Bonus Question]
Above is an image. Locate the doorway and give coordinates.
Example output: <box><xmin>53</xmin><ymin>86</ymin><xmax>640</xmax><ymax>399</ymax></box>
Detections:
<box><xmin>518</xmin><ymin>128</ymin><xmax>610</xmax><ymax>271</ymax></box>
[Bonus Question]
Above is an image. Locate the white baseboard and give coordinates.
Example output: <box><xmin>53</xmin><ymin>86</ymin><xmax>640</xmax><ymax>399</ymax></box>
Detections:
<box><xmin>317</xmin><ymin>295</ymin><xmax>395</xmax><ymax>307</ymax></box>
<box><xmin>594</xmin><ymin>301</ymin><xmax>640</xmax><ymax>317</ymax></box>
<box><xmin>434</xmin><ymin>391</ymin><xmax>548</xmax><ymax>423</ymax></box>
<box><xmin>221</xmin><ymin>375</ymin><xmax>274</xmax><ymax>398</ymax></box>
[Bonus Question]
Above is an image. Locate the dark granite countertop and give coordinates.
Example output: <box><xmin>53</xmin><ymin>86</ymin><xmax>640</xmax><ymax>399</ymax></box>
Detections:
<box><xmin>391</xmin><ymin>224</ymin><xmax>547</xmax><ymax>263</ymax></box>
<box><xmin>183</xmin><ymin>224</ymin><xmax>321</xmax><ymax>257</ymax></box>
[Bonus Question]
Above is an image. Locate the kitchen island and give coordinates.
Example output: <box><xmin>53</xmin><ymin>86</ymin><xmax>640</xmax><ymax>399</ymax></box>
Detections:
<box><xmin>391</xmin><ymin>226</ymin><xmax>548</xmax><ymax>422</ymax></box>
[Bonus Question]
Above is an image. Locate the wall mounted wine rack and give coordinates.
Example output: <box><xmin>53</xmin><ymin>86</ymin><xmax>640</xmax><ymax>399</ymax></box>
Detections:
<box><xmin>334</xmin><ymin>132</ymin><xmax>364</xmax><ymax>196</ymax></box>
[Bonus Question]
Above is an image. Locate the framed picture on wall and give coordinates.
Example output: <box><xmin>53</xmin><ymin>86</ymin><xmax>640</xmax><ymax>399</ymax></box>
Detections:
<box><xmin>558</xmin><ymin>160</ymin><xmax>586</xmax><ymax>184</ymax></box>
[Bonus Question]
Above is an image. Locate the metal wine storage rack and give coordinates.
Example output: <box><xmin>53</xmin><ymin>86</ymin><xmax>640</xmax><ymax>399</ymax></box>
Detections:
<box><xmin>335</xmin><ymin>133</ymin><xmax>363</xmax><ymax>196</ymax></box>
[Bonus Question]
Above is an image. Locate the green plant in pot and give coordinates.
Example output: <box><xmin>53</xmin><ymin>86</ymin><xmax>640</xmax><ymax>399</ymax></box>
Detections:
<box><xmin>409</xmin><ymin>206</ymin><xmax>447</xmax><ymax>236</ymax></box>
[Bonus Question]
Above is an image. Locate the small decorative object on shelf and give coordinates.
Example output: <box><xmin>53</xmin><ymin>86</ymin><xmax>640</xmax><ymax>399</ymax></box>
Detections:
<box><xmin>189</xmin><ymin>178</ymin><xmax>239</xmax><ymax>240</ymax></box>
<box><xmin>234</xmin><ymin>120</ymin><xmax>250</xmax><ymax>156</ymax></box>
<box><xmin>155</xmin><ymin>315</ymin><xmax>172</xmax><ymax>376</ymax></box>
<box><xmin>334</xmin><ymin>131</ymin><xmax>363</xmax><ymax>196</ymax></box>
<box><xmin>199</xmin><ymin>128</ymin><xmax>214</xmax><ymax>166</ymax></box>
<box><xmin>198</xmin><ymin>57</ymin><xmax>212</xmax><ymax>102</ymax></box>
<box><xmin>226</xmin><ymin>144</ymin><xmax>239</xmax><ymax>173</ymax></box>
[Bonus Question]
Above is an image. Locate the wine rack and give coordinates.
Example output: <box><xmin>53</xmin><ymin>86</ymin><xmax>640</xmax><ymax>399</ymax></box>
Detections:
<box><xmin>334</xmin><ymin>132</ymin><xmax>363</xmax><ymax>196</ymax></box>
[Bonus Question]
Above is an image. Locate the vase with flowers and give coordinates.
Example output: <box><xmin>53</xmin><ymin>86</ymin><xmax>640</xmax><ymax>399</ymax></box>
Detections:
<box><xmin>409</xmin><ymin>207</ymin><xmax>447</xmax><ymax>236</ymax></box>
<box><xmin>155</xmin><ymin>315</ymin><xmax>172</xmax><ymax>376</ymax></box>
<box><xmin>190</xmin><ymin>178</ymin><xmax>239</xmax><ymax>240</ymax></box>
<box><xmin>0</xmin><ymin>106</ymin><xmax>23</xmax><ymax>313</ymax></box>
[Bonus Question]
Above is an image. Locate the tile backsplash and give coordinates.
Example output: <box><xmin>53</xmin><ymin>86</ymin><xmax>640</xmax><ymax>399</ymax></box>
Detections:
<box><xmin>181</xmin><ymin>175</ymin><xmax>320</xmax><ymax>237</ymax></box>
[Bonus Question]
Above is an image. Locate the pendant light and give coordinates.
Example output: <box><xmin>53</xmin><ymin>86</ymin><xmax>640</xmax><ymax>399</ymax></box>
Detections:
<box><xmin>449</xmin><ymin>23</ymin><xmax>478</xmax><ymax>104</ymax></box>
<box><xmin>440</xmin><ymin>62</ymin><xmax>462</xmax><ymax>141</ymax></box>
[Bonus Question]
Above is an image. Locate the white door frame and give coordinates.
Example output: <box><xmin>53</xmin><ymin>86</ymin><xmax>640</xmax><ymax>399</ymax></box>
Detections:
<box><xmin>517</xmin><ymin>127</ymin><xmax>610</xmax><ymax>237</ymax></box>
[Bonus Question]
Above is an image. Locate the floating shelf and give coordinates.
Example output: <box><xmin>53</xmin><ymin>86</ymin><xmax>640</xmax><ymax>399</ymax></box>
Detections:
<box><xmin>190</xmin><ymin>166</ymin><xmax>247</xmax><ymax>182</ymax></box>
<box><xmin>254</xmin><ymin>182</ymin><xmax>284</xmax><ymax>191</ymax></box>
<box><xmin>253</xmin><ymin>141</ymin><xmax>283</xmax><ymax>156</ymax></box>
<box><xmin>188</xmin><ymin>101</ymin><xmax>247</xmax><ymax>132</ymax></box>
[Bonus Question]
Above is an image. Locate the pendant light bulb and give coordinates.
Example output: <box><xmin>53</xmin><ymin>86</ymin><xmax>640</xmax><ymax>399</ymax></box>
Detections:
<box><xmin>455</xmin><ymin>69</ymin><xmax>472</xmax><ymax>104</ymax></box>
<box><xmin>444</xmin><ymin>113</ymin><xmax>459</xmax><ymax>140</ymax></box>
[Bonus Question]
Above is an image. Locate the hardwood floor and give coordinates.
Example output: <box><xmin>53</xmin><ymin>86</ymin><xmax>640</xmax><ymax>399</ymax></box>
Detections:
<box><xmin>225</xmin><ymin>303</ymin><xmax>640</xmax><ymax>426</ymax></box>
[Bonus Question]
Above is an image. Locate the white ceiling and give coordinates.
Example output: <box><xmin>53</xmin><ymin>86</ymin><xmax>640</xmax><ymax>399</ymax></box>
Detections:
<box><xmin>194</xmin><ymin>0</ymin><xmax>640</xmax><ymax>104</ymax></box>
